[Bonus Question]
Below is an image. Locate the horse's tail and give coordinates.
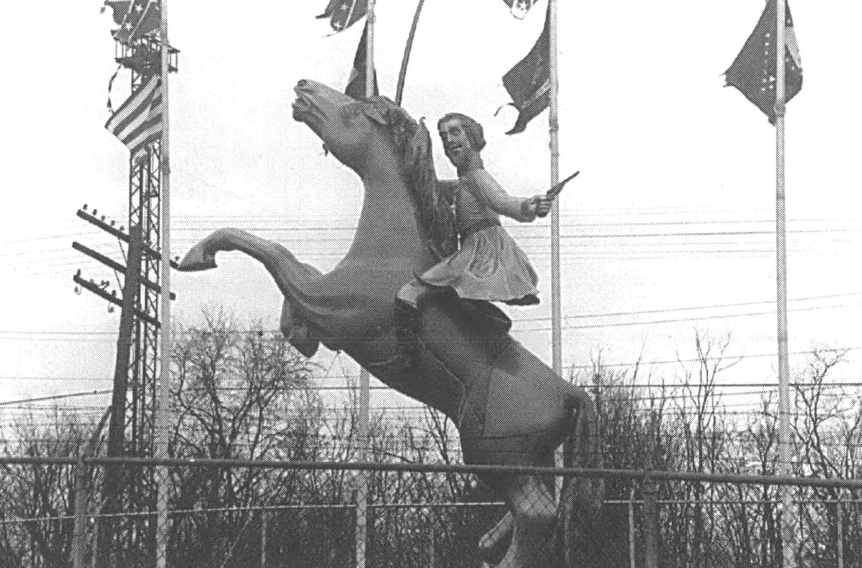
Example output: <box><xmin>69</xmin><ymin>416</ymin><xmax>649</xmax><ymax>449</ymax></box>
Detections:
<box><xmin>554</xmin><ymin>386</ymin><xmax>605</xmax><ymax>567</ymax></box>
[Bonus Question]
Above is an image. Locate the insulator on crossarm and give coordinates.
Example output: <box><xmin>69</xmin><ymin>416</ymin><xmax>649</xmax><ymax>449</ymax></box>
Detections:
<box><xmin>82</xmin><ymin>204</ymin><xmax>88</xmax><ymax>211</ymax></box>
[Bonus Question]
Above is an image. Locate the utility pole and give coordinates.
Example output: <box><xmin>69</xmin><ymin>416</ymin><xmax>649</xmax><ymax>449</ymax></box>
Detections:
<box><xmin>98</xmin><ymin>4</ymin><xmax>180</xmax><ymax>561</ymax></box>
<box><xmin>72</xmin><ymin>207</ymin><xmax>176</xmax><ymax>565</ymax></box>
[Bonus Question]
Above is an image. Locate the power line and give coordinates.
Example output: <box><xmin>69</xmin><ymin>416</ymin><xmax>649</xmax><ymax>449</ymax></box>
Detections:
<box><xmin>1</xmin><ymin>292</ymin><xmax>858</xmax><ymax>336</ymax></box>
<box><xmin>0</xmin><ymin>390</ymin><xmax>112</xmax><ymax>407</ymax></box>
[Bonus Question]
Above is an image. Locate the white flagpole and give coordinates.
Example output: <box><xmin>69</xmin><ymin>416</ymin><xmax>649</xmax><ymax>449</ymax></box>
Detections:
<box><xmin>548</xmin><ymin>0</ymin><xmax>565</xmax><ymax>501</ymax></box>
<box><xmin>549</xmin><ymin>0</ymin><xmax>562</xmax><ymax>377</ymax></box>
<box><xmin>774</xmin><ymin>1</ymin><xmax>795</xmax><ymax>566</ymax></box>
<box><xmin>356</xmin><ymin>6</ymin><xmax>374</xmax><ymax>567</ymax></box>
<box><xmin>154</xmin><ymin>0</ymin><xmax>173</xmax><ymax>566</ymax></box>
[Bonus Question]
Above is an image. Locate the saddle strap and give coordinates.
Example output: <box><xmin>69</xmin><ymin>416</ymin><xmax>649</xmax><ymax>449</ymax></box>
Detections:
<box><xmin>459</xmin><ymin>218</ymin><xmax>501</xmax><ymax>246</ymax></box>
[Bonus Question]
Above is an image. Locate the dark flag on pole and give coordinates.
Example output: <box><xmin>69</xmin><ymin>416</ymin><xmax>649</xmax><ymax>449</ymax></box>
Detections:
<box><xmin>724</xmin><ymin>0</ymin><xmax>803</xmax><ymax>124</ymax></box>
<box><xmin>104</xmin><ymin>0</ymin><xmax>161</xmax><ymax>45</ymax></box>
<box><xmin>318</xmin><ymin>0</ymin><xmax>368</xmax><ymax>33</ymax></box>
<box><xmin>500</xmin><ymin>5</ymin><xmax>550</xmax><ymax>134</ymax></box>
<box><xmin>502</xmin><ymin>0</ymin><xmax>538</xmax><ymax>19</ymax></box>
<box><xmin>345</xmin><ymin>22</ymin><xmax>379</xmax><ymax>99</ymax></box>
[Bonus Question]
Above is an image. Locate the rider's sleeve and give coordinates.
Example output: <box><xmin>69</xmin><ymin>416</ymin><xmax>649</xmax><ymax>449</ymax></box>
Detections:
<box><xmin>470</xmin><ymin>170</ymin><xmax>536</xmax><ymax>222</ymax></box>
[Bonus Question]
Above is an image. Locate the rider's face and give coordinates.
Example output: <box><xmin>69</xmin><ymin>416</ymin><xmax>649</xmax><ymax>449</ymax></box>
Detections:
<box><xmin>439</xmin><ymin>119</ymin><xmax>474</xmax><ymax>169</ymax></box>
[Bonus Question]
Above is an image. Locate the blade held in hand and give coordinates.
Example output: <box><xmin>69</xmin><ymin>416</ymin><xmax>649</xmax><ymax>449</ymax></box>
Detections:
<box><xmin>546</xmin><ymin>171</ymin><xmax>580</xmax><ymax>199</ymax></box>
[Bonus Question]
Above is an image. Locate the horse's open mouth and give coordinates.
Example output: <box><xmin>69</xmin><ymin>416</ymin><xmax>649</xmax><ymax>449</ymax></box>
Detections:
<box><xmin>291</xmin><ymin>92</ymin><xmax>312</xmax><ymax>122</ymax></box>
<box><xmin>292</xmin><ymin>85</ymin><xmax>322</xmax><ymax>125</ymax></box>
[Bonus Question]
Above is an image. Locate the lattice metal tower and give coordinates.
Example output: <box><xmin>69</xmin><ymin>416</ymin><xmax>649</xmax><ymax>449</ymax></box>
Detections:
<box><xmin>113</xmin><ymin>36</ymin><xmax>177</xmax><ymax>461</ymax></box>
<box><xmin>110</xmin><ymin>39</ymin><xmax>177</xmax><ymax>565</ymax></box>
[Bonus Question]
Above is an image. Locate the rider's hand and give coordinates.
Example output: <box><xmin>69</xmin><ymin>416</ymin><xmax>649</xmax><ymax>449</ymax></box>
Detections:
<box><xmin>532</xmin><ymin>195</ymin><xmax>553</xmax><ymax>218</ymax></box>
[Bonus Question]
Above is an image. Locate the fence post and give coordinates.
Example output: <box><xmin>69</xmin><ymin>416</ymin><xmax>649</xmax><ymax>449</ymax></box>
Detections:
<box><xmin>643</xmin><ymin>411</ymin><xmax>659</xmax><ymax>568</ymax></box>
<box><xmin>72</xmin><ymin>458</ymin><xmax>88</xmax><ymax>568</ymax></box>
<box><xmin>428</xmin><ymin>507</ymin><xmax>436</xmax><ymax>568</ymax></box>
<box><xmin>260</xmin><ymin>509</ymin><xmax>268</xmax><ymax>568</ymax></box>
<box><xmin>629</xmin><ymin>487</ymin><xmax>636</xmax><ymax>568</ymax></box>
<box><xmin>836</xmin><ymin>497</ymin><xmax>844</xmax><ymax>568</ymax></box>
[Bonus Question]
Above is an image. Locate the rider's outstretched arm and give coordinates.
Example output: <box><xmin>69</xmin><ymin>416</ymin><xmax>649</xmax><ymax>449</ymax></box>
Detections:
<box><xmin>470</xmin><ymin>170</ymin><xmax>550</xmax><ymax>222</ymax></box>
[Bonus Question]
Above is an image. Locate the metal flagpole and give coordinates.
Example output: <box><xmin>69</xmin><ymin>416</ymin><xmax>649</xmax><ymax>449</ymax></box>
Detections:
<box><xmin>774</xmin><ymin>1</ymin><xmax>794</xmax><ymax>567</ymax></box>
<box><xmin>395</xmin><ymin>0</ymin><xmax>426</xmax><ymax>106</ymax></box>
<box><xmin>548</xmin><ymin>0</ymin><xmax>565</xmax><ymax>501</ymax></box>
<box><xmin>356</xmin><ymin>6</ymin><xmax>374</xmax><ymax>566</ymax></box>
<box><xmin>154</xmin><ymin>0</ymin><xmax>173</xmax><ymax>565</ymax></box>
<box><xmin>548</xmin><ymin>0</ymin><xmax>562</xmax><ymax>377</ymax></box>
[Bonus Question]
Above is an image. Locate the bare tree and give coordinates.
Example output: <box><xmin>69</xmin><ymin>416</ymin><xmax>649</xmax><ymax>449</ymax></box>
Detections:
<box><xmin>168</xmin><ymin>308</ymin><xmax>312</xmax><ymax>567</ymax></box>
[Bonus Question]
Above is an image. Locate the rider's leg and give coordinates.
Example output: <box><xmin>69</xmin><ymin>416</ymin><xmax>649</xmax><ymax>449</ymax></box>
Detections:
<box><xmin>393</xmin><ymin>278</ymin><xmax>431</xmax><ymax>367</ymax></box>
<box><xmin>395</xmin><ymin>278</ymin><xmax>427</xmax><ymax>310</ymax></box>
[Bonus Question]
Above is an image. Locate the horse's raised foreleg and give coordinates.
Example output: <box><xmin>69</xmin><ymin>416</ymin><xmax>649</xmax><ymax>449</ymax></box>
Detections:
<box><xmin>180</xmin><ymin>228</ymin><xmax>327</xmax><ymax>352</ymax></box>
<box><xmin>280</xmin><ymin>299</ymin><xmax>319</xmax><ymax>357</ymax></box>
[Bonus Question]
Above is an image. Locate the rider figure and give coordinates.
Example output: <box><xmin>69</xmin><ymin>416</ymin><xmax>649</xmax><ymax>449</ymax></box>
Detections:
<box><xmin>395</xmin><ymin>112</ymin><xmax>553</xmax><ymax>335</ymax></box>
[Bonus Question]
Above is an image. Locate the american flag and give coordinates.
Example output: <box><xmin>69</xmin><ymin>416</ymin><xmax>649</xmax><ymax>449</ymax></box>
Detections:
<box><xmin>105</xmin><ymin>0</ymin><xmax>161</xmax><ymax>45</ymax></box>
<box><xmin>724</xmin><ymin>0</ymin><xmax>803</xmax><ymax>124</ymax></box>
<box><xmin>105</xmin><ymin>74</ymin><xmax>162</xmax><ymax>165</ymax></box>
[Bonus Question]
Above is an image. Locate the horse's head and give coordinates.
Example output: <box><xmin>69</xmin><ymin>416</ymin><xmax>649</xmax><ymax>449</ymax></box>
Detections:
<box><xmin>292</xmin><ymin>79</ymin><xmax>458</xmax><ymax>258</ymax></box>
<box><xmin>292</xmin><ymin>79</ymin><xmax>388</xmax><ymax>172</ymax></box>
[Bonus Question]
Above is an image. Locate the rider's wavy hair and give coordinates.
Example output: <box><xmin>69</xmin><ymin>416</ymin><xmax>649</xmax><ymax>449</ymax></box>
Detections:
<box><xmin>437</xmin><ymin>112</ymin><xmax>486</xmax><ymax>152</ymax></box>
<box><xmin>351</xmin><ymin>96</ymin><xmax>458</xmax><ymax>259</ymax></box>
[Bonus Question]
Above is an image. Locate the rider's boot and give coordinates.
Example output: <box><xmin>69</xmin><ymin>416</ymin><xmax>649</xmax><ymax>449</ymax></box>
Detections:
<box><xmin>393</xmin><ymin>279</ymin><xmax>429</xmax><ymax>369</ymax></box>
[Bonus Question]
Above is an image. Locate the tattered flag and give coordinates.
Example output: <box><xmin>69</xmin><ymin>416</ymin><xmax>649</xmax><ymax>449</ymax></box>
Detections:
<box><xmin>106</xmin><ymin>0</ymin><xmax>161</xmax><ymax>45</ymax></box>
<box><xmin>501</xmin><ymin>5</ymin><xmax>550</xmax><ymax>134</ymax></box>
<box><xmin>105</xmin><ymin>74</ymin><xmax>162</xmax><ymax>165</ymax></box>
<box><xmin>724</xmin><ymin>0</ymin><xmax>803</xmax><ymax>124</ymax></box>
<box><xmin>106</xmin><ymin>65</ymin><xmax>122</xmax><ymax>114</ymax></box>
<box><xmin>102</xmin><ymin>1</ymin><xmax>130</xmax><ymax>24</ymax></box>
<box><xmin>345</xmin><ymin>22</ymin><xmax>379</xmax><ymax>99</ymax></box>
<box><xmin>502</xmin><ymin>0</ymin><xmax>538</xmax><ymax>20</ymax></box>
<box><xmin>318</xmin><ymin>0</ymin><xmax>368</xmax><ymax>33</ymax></box>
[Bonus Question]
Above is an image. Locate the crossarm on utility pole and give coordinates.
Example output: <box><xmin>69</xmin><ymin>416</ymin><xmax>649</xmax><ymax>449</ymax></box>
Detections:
<box><xmin>73</xmin><ymin>241</ymin><xmax>176</xmax><ymax>299</ymax></box>
<box><xmin>73</xmin><ymin>274</ymin><xmax>160</xmax><ymax>328</ymax></box>
<box><xmin>77</xmin><ymin>209</ymin><xmax>180</xmax><ymax>270</ymax></box>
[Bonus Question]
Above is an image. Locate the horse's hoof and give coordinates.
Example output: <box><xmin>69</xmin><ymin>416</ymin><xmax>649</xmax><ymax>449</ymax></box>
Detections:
<box><xmin>286</xmin><ymin>323</ymin><xmax>319</xmax><ymax>357</ymax></box>
<box><xmin>178</xmin><ymin>247</ymin><xmax>217</xmax><ymax>271</ymax></box>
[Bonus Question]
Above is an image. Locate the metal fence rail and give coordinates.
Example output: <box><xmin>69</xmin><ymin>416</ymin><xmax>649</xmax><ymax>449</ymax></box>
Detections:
<box><xmin>0</xmin><ymin>456</ymin><xmax>859</xmax><ymax>568</ymax></box>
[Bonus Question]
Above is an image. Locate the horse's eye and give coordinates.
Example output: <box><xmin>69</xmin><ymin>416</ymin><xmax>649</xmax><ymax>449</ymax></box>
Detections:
<box><xmin>342</xmin><ymin>104</ymin><xmax>364</xmax><ymax>124</ymax></box>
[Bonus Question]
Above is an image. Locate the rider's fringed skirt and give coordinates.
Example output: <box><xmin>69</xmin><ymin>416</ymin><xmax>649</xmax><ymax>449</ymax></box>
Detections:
<box><xmin>419</xmin><ymin>225</ymin><xmax>539</xmax><ymax>305</ymax></box>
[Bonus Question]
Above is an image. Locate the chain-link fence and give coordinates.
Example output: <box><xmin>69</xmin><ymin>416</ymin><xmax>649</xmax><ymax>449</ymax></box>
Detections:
<box><xmin>0</xmin><ymin>456</ymin><xmax>860</xmax><ymax>568</ymax></box>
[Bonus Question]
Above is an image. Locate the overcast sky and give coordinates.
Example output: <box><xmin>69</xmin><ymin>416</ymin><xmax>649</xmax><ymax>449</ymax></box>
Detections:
<box><xmin>1</xmin><ymin>0</ymin><xmax>859</xmax><ymax>419</ymax></box>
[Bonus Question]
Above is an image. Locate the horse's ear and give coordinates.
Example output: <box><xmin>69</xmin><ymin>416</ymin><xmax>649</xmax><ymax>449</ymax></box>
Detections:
<box><xmin>363</xmin><ymin>105</ymin><xmax>387</xmax><ymax>126</ymax></box>
<box><xmin>405</xmin><ymin>118</ymin><xmax>431</xmax><ymax>167</ymax></box>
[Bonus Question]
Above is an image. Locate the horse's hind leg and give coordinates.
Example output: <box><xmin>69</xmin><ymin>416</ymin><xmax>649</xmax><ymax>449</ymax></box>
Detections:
<box><xmin>497</xmin><ymin>475</ymin><xmax>556</xmax><ymax>568</ymax></box>
<box><xmin>478</xmin><ymin>512</ymin><xmax>513</xmax><ymax>565</ymax></box>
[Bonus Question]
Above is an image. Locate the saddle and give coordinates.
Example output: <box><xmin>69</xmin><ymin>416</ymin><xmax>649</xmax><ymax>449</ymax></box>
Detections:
<box><xmin>393</xmin><ymin>288</ymin><xmax>513</xmax><ymax>375</ymax></box>
<box><xmin>460</xmin><ymin>297</ymin><xmax>512</xmax><ymax>335</ymax></box>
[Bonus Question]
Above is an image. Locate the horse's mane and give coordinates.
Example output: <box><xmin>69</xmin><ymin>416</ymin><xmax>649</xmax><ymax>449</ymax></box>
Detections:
<box><xmin>357</xmin><ymin>96</ymin><xmax>458</xmax><ymax>259</ymax></box>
